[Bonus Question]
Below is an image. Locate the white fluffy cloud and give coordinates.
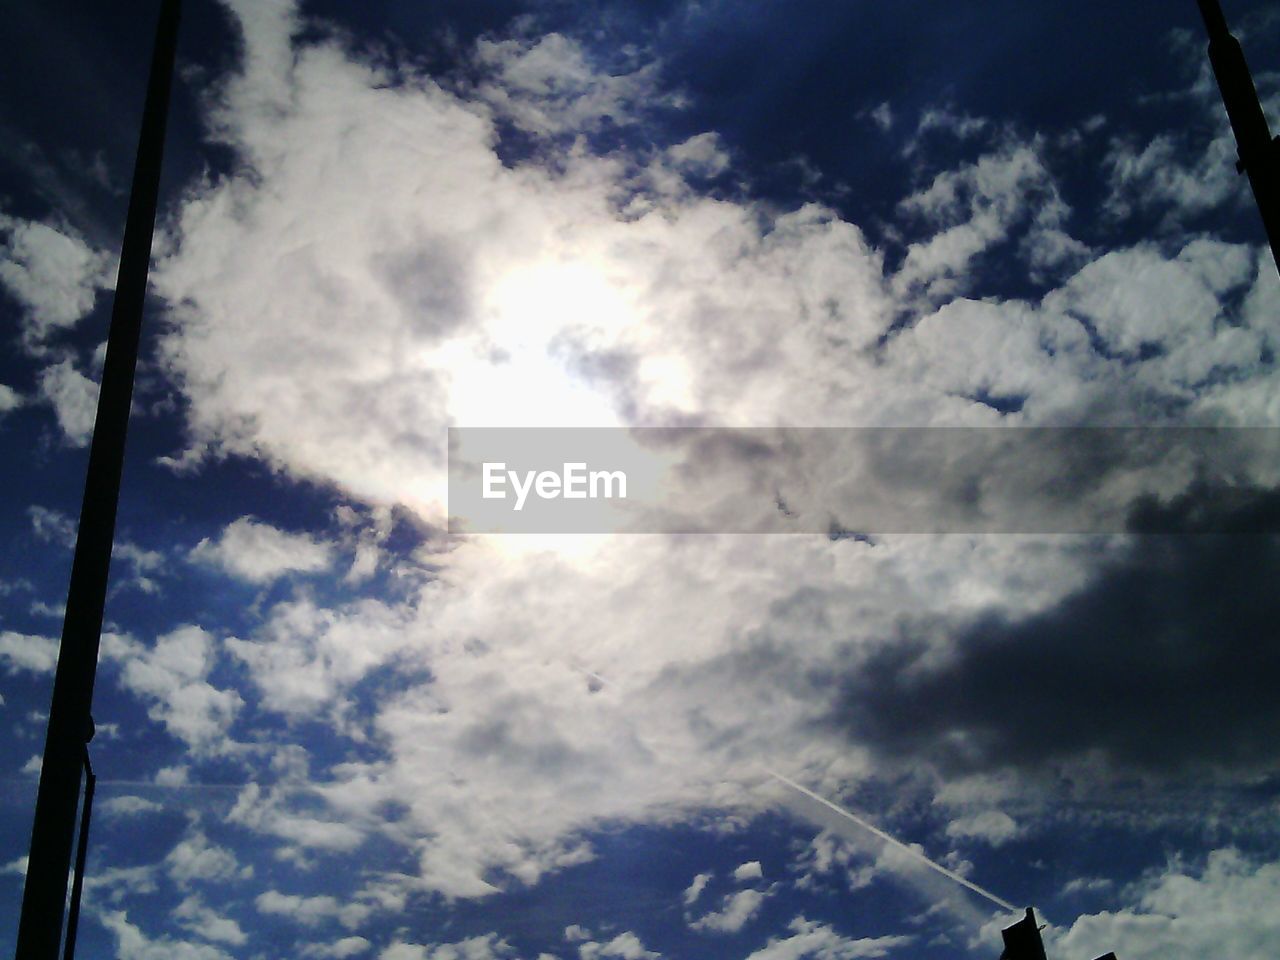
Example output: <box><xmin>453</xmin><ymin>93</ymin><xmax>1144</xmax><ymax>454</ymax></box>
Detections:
<box><xmin>733</xmin><ymin>860</ymin><xmax>765</xmax><ymax>881</ymax></box>
<box><xmin>379</xmin><ymin>934</ymin><xmax>517</xmax><ymax>960</ymax></box>
<box><xmin>165</xmin><ymin>825</ymin><xmax>253</xmax><ymax>886</ymax></box>
<box><xmin>1046</xmin><ymin>849</ymin><xmax>1280</xmax><ymax>960</ymax></box>
<box><xmin>944</xmin><ymin>811</ymin><xmax>1022</xmax><ymax>847</ymax></box>
<box><xmin>231</xmin><ymin>594</ymin><xmax>408</xmax><ymax>693</ymax></box>
<box><xmin>228</xmin><ymin>781</ymin><xmax>366</xmax><ymax>858</ymax></box>
<box><xmin>37</xmin><ymin>357</ymin><xmax>98</xmax><ymax>445</ymax></box>
<box><xmin>100</xmin><ymin>909</ymin><xmax>235</xmax><ymax>960</ymax></box>
<box><xmin>682</xmin><ymin>871</ymin><xmax>712</xmax><ymax>906</ymax></box>
<box><xmin>173</xmin><ymin>895</ymin><xmax>249</xmax><ymax>946</ymax></box>
<box><xmin>256</xmin><ymin>890</ymin><xmax>372</xmax><ymax>930</ymax></box>
<box><xmin>100</xmin><ymin>795</ymin><xmax>163</xmax><ymax>818</ymax></box>
<box><xmin>104</xmin><ymin>626</ymin><xmax>242</xmax><ymax>753</ymax></box>
<box><xmin>690</xmin><ymin>888</ymin><xmax>769</xmax><ymax>933</ymax></box>
<box><xmin>894</xmin><ymin>139</ymin><xmax>1073</xmax><ymax>303</ymax></box>
<box><xmin>0</xmin><ymin>213</ymin><xmax>112</xmax><ymax>348</ymax></box>
<box><xmin>744</xmin><ymin>917</ymin><xmax>911</xmax><ymax>960</ymax></box>
<box><xmin>0</xmin><ymin>383</ymin><xmax>20</xmax><ymax>414</ymax></box>
<box><xmin>302</xmin><ymin>938</ymin><xmax>373</xmax><ymax>959</ymax></box>
<box><xmin>576</xmin><ymin>931</ymin><xmax>660</xmax><ymax>960</ymax></box>
<box><xmin>190</xmin><ymin>516</ymin><xmax>334</xmax><ymax>584</ymax></box>
<box><xmin>665</xmin><ymin>132</ymin><xmax>731</xmax><ymax>177</ymax></box>
<box><xmin>472</xmin><ymin>32</ymin><xmax>673</xmax><ymax>136</ymax></box>
<box><xmin>0</xmin><ymin>630</ymin><xmax>58</xmax><ymax>674</ymax></box>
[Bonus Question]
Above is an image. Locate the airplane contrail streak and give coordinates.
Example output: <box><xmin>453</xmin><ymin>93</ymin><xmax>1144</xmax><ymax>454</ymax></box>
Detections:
<box><xmin>560</xmin><ymin>661</ymin><xmax>1021</xmax><ymax>917</ymax></box>
<box><xmin>767</xmin><ymin>768</ymin><xmax>1019</xmax><ymax>913</ymax></box>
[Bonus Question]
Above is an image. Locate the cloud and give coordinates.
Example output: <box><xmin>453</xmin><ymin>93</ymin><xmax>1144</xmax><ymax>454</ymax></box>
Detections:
<box><xmin>114</xmin><ymin>541</ymin><xmax>164</xmax><ymax>574</ymax></box>
<box><xmin>1100</xmin><ymin>14</ymin><xmax>1280</xmax><ymax>232</ymax></box>
<box><xmin>918</xmin><ymin>107</ymin><xmax>988</xmax><ymax>139</ymax></box>
<box><xmin>255</xmin><ymin>890</ymin><xmax>372</xmax><ymax>929</ymax></box>
<box><xmin>173</xmin><ymin>895</ymin><xmax>249</xmax><ymax>946</ymax></box>
<box><xmin>733</xmin><ymin>860</ymin><xmax>764</xmax><ymax>881</ymax></box>
<box><xmin>28</xmin><ymin>504</ymin><xmax>76</xmax><ymax>546</ymax></box>
<box><xmin>743</xmin><ymin>917</ymin><xmax>911</xmax><ymax>960</ymax></box>
<box><xmin>156</xmin><ymin>764</ymin><xmax>189</xmax><ymax>786</ymax></box>
<box><xmin>83</xmin><ymin>864</ymin><xmax>159</xmax><ymax>904</ymax></box>
<box><xmin>103</xmin><ymin>626</ymin><xmax>242</xmax><ymax>753</ymax></box>
<box><xmin>0</xmin><ymin>212</ymin><xmax>112</xmax><ymax>349</ymax></box>
<box><xmin>690</xmin><ymin>888</ymin><xmax>769</xmax><ymax>933</ymax></box>
<box><xmin>1061</xmin><ymin>876</ymin><xmax>1114</xmax><ymax>897</ymax></box>
<box><xmin>682</xmin><ymin>871</ymin><xmax>711</xmax><ymax>905</ymax></box>
<box><xmin>100</xmin><ymin>795</ymin><xmax>163</xmax><ymax>817</ymax></box>
<box><xmin>791</xmin><ymin>831</ymin><xmax>870</xmax><ymax>893</ymax></box>
<box><xmin>223</xmin><ymin>594</ymin><xmax>414</xmax><ymax>718</ymax></box>
<box><xmin>943</xmin><ymin>811</ymin><xmax>1021</xmax><ymax>847</ymax></box>
<box><xmin>893</xmin><ymin>138</ymin><xmax>1076</xmax><ymax>303</ymax></box>
<box><xmin>190</xmin><ymin>516</ymin><xmax>334</xmax><ymax>584</ymax></box>
<box><xmin>37</xmin><ymin>358</ymin><xmax>98</xmax><ymax>446</ymax></box>
<box><xmin>828</xmin><ymin>496</ymin><xmax>1280</xmax><ymax>778</ymax></box>
<box><xmin>2</xmin><ymin>856</ymin><xmax>27</xmax><ymax>876</ymax></box>
<box><xmin>0</xmin><ymin>630</ymin><xmax>58</xmax><ymax>674</ymax></box>
<box><xmin>228</xmin><ymin>781</ymin><xmax>366</xmax><ymax>857</ymax></box>
<box><xmin>471</xmin><ymin>32</ymin><xmax>674</xmax><ymax>136</ymax></box>
<box><xmin>576</xmin><ymin>931</ymin><xmax>660</xmax><ymax>960</ymax></box>
<box><xmin>773</xmin><ymin>773</ymin><xmax>1003</xmax><ymax>930</ymax></box>
<box><xmin>302</xmin><ymin>938</ymin><xmax>373</xmax><ymax>959</ymax></box>
<box><xmin>866</xmin><ymin>102</ymin><xmax>893</xmax><ymax>132</ymax></box>
<box><xmin>666</xmin><ymin>133</ymin><xmax>731</xmax><ymax>178</ymax></box>
<box><xmin>379</xmin><ymin>934</ymin><xmax>516</xmax><ymax>960</ymax></box>
<box><xmin>99</xmin><ymin>909</ymin><xmax>235</xmax><ymax>960</ymax></box>
<box><xmin>1045</xmin><ymin>849</ymin><xmax>1280</xmax><ymax>960</ymax></box>
<box><xmin>165</xmin><ymin>825</ymin><xmax>253</xmax><ymax>886</ymax></box>
<box><xmin>1105</xmin><ymin>129</ymin><xmax>1244</xmax><ymax>224</ymax></box>
<box><xmin>120</xmin><ymin>0</ymin><xmax>1280</xmax><ymax>929</ymax></box>
<box><xmin>151</xmin><ymin>0</ymin><xmax>931</xmax><ymax>519</ymax></box>
<box><xmin>1040</xmin><ymin>241</ymin><xmax>1262</xmax><ymax>386</ymax></box>
<box><xmin>0</xmin><ymin>383</ymin><xmax>20</xmax><ymax>414</ymax></box>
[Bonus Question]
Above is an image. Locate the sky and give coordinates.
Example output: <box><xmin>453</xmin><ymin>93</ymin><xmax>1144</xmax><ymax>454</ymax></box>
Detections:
<box><xmin>2</xmin><ymin>1</ymin><xmax>1280</xmax><ymax>958</ymax></box>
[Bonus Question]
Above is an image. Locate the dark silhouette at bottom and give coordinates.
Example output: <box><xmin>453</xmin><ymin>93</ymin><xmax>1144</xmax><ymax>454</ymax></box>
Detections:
<box><xmin>1001</xmin><ymin>909</ymin><xmax>1117</xmax><ymax>960</ymax></box>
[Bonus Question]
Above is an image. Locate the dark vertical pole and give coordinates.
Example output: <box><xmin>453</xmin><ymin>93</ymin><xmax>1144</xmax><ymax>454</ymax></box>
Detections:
<box><xmin>1196</xmin><ymin>0</ymin><xmax>1280</xmax><ymax>274</ymax></box>
<box><xmin>61</xmin><ymin>754</ymin><xmax>95</xmax><ymax>960</ymax></box>
<box><xmin>14</xmin><ymin>2</ymin><xmax>181</xmax><ymax>957</ymax></box>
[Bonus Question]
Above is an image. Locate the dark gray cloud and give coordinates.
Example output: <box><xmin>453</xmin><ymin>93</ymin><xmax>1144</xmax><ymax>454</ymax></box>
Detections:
<box><xmin>828</xmin><ymin>486</ymin><xmax>1280</xmax><ymax>777</ymax></box>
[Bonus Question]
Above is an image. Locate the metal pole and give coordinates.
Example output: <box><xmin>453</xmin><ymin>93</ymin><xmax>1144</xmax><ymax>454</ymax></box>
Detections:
<box><xmin>61</xmin><ymin>753</ymin><xmax>95</xmax><ymax>960</ymax></box>
<box><xmin>14</xmin><ymin>1</ymin><xmax>181</xmax><ymax>956</ymax></box>
<box><xmin>1196</xmin><ymin>0</ymin><xmax>1280</xmax><ymax>274</ymax></box>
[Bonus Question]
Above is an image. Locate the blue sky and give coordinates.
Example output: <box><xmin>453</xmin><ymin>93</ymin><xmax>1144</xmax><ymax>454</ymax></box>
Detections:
<box><xmin>3</xmin><ymin>1</ymin><xmax>1280</xmax><ymax>958</ymax></box>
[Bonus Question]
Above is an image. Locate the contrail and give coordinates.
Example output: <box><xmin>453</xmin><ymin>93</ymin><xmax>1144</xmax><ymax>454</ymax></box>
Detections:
<box><xmin>562</xmin><ymin>661</ymin><xmax>1020</xmax><ymax>916</ymax></box>
<box><xmin>94</xmin><ymin>779</ymin><xmax>243</xmax><ymax>790</ymax></box>
<box><xmin>0</xmin><ymin>776</ymin><xmax>241</xmax><ymax>791</ymax></box>
<box><xmin>767</xmin><ymin>768</ymin><xmax>1019</xmax><ymax>913</ymax></box>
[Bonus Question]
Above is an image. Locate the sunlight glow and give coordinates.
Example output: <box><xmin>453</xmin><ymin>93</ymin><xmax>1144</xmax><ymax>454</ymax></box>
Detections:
<box><xmin>439</xmin><ymin>259</ymin><xmax>638</xmax><ymax>429</ymax></box>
